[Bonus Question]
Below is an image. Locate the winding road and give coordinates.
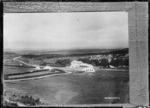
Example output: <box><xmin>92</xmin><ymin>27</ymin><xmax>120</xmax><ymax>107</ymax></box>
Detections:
<box><xmin>13</xmin><ymin>56</ymin><xmax>40</xmax><ymax>68</ymax></box>
<box><xmin>4</xmin><ymin>56</ymin><xmax>72</xmax><ymax>82</ymax></box>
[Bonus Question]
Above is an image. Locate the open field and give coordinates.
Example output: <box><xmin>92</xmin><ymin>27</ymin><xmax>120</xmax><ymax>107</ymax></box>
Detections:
<box><xmin>4</xmin><ymin>69</ymin><xmax>129</xmax><ymax>105</ymax></box>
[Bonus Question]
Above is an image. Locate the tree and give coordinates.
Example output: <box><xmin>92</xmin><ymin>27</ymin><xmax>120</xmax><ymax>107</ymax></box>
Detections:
<box><xmin>99</xmin><ymin>58</ymin><xmax>109</xmax><ymax>68</ymax></box>
<box><xmin>90</xmin><ymin>60</ymin><xmax>100</xmax><ymax>66</ymax></box>
<box><xmin>55</xmin><ymin>59</ymin><xmax>71</xmax><ymax>67</ymax></box>
<box><xmin>78</xmin><ymin>58</ymin><xmax>91</xmax><ymax>64</ymax></box>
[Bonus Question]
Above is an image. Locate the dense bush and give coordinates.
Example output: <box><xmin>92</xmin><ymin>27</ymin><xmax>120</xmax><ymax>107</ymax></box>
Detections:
<box><xmin>110</xmin><ymin>58</ymin><xmax>121</xmax><ymax>67</ymax></box>
<box><xmin>90</xmin><ymin>60</ymin><xmax>100</xmax><ymax>66</ymax></box>
<box><xmin>40</xmin><ymin>61</ymin><xmax>47</xmax><ymax>66</ymax></box>
<box><xmin>110</xmin><ymin>56</ymin><xmax>129</xmax><ymax>67</ymax></box>
<box><xmin>55</xmin><ymin>59</ymin><xmax>71</xmax><ymax>67</ymax></box>
<box><xmin>19</xmin><ymin>95</ymin><xmax>41</xmax><ymax>106</ymax></box>
<box><xmin>99</xmin><ymin>58</ymin><xmax>109</xmax><ymax>68</ymax></box>
<box><xmin>78</xmin><ymin>58</ymin><xmax>91</xmax><ymax>64</ymax></box>
<box><xmin>4</xmin><ymin>101</ymin><xmax>18</xmax><ymax>107</ymax></box>
<box><xmin>77</xmin><ymin>54</ymin><xmax>128</xmax><ymax>68</ymax></box>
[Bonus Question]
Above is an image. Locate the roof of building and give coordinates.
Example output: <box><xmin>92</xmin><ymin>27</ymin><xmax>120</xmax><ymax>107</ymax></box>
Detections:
<box><xmin>71</xmin><ymin>60</ymin><xmax>94</xmax><ymax>67</ymax></box>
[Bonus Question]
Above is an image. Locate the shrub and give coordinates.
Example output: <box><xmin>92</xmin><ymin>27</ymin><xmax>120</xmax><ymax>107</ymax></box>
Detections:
<box><xmin>19</xmin><ymin>95</ymin><xmax>41</xmax><ymax>106</ymax></box>
<box><xmin>55</xmin><ymin>59</ymin><xmax>71</xmax><ymax>67</ymax></box>
<box><xmin>78</xmin><ymin>58</ymin><xmax>91</xmax><ymax>64</ymax></box>
<box><xmin>99</xmin><ymin>58</ymin><xmax>109</xmax><ymax>68</ymax></box>
<box><xmin>90</xmin><ymin>60</ymin><xmax>100</xmax><ymax>66</ymax></box>
<box><xmin>4</xmin><ymin>101</ymin><xmax>18</xmax><ymax>107</ymax></box>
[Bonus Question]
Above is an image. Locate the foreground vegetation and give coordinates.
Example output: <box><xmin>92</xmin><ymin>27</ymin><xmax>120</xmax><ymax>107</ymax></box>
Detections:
<box><xmin>4</xmin><ymin>101</ymin><xmax>18</xmax><ymax>107</ymax></box>
<box><xmin>19</xmin><ymin>95</ymin><xmax>41</xmax><ymax>105</ymax></box>
<box><xmin>5</xmin><ymin>94</ymin><xmax>42</xmax><ymax>106</ymax></box>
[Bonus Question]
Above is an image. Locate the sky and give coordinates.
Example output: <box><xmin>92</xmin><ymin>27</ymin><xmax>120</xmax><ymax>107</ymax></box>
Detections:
<box><xmin>4</xmin><ymin>12</ymin><xmax>128</xmax><ymax>51</ymax></box>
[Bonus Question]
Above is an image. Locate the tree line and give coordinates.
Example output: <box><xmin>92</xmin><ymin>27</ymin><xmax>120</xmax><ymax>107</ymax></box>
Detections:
<box><xmin>54</xmin><ymin>54</ymin><xmax>129</xmax><ymax>68</ymax></box>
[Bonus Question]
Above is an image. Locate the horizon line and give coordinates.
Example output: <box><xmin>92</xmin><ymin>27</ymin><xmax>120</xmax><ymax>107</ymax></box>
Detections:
<box><xmin>4</xmin><ymin>47</ymin><xmax>129</xmax><ymax>51</ymax></box>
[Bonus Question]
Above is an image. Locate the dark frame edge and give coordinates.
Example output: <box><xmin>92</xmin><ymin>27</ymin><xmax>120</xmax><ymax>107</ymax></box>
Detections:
<box><xmin>2</xmin><ymin>1</ymin><xmax>149</xmax><ymax>108</ymax></box>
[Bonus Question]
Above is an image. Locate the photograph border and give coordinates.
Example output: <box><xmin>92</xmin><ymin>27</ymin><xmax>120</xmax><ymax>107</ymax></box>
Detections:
<box><xmin>2</xmin><ymin>1</ymin><xmax>149</xmax><ymax>108</ymax></box>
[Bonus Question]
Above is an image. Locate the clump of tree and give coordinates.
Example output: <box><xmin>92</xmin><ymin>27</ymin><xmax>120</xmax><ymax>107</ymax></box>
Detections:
<box><xmin>99</xmin><ymin>58</ymin><xmax>109</xmax><ymax>68</ymax></box>
<box><xmin>90</xmin><ymin>59</ymin><xmax>100</xmax><ymax>66</ymax></box>
<box><xmin>18</xmin><ymin>95</ymin><xmax>41</xmax><ymax>106</ymax></box>
<box><xmin>3</xmin><ymin>101</ymin><xmax>18</xmax><ymax>107</ymax></box>
<box><xmin>78</xmin><ymin>58</ymin><xmax>91</xmax><ymax>64</ymax></box>
<box><xmin>77</xmin><ymin>54</ymin><xmax>129</xmax><ymax>68</ymax></box>
<box><xmin>55</xmin><ymin>59</ymin><xmax>71</xmax><ymax>67</ymax></box>
<box><xmin>39</xmin><ymin>61</ymin><xmax>47</xmax><ymax>66</ymax></box>
<box><xmin>110</xmin><ymin>54</ymin><xmax>129</xmax><ymax>67</ymax></box>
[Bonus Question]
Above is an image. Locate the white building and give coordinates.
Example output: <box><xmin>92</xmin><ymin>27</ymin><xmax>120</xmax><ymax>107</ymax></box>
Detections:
<box><xmin>43</xmin><ymin>66</ymin><xmax>52</xmax><ymax>70</ymax></box>
<box><xmin>35</xmin><ymin>66</ymin><xmax>52</xmax><ymax>70</ymax></box>
<box><xmin>69</xmin><ymin>60</ymin><xmax>95</xmax><ymax>72</ymax></box>
<box><xmin>109</xmin><ymin>65</ymin><xmax>115</xmax><ymax>68</ymax></box>
<box><xmin>35</xmin><ymin>66</ymin><xmax>40</xmax><ymax>70</ymax></box>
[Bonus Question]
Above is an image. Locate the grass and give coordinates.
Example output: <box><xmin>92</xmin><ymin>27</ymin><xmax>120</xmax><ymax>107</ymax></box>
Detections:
<box><xmin>4</xmin><ymin>69</ymin><xmax>129</xmax><ymax>105</ymax></box>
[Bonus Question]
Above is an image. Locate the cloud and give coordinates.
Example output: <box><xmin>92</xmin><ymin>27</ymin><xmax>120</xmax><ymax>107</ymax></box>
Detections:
<box><xmin>4</xmin><ymin>12</ymin><xmax>128</xmax><ymax>50</ymax></box>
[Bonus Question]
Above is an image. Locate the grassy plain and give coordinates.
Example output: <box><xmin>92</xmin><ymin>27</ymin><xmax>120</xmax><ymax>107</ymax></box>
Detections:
<box><xmin>4</xmin><ymin>69</ymin><xmax>129</xmax><ymax>105</ymax></box>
